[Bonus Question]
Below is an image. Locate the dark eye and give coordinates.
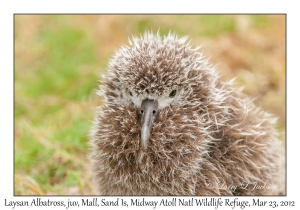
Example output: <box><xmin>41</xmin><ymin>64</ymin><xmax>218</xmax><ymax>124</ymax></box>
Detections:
<box><xmin>169</xmin><ymin>90</ymin><xmax>176</xmax><ymax>98</ymax></box>
<box><xmin>129</xmin><ymin>91</ymin><xmax>133</xmax><ymax>96</ymax></box>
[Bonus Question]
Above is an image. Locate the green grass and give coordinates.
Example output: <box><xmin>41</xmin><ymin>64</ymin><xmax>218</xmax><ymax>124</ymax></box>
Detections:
<box><xmin>15</xmin><ymin>15</ymin><xmax>100</xmax><ymax>195</ymax></box>
<box><xmin>14</xmin><ymin>14</ymin><xmax>285</xmax><ymax>195</ymax></box>
<box><xmin>198</xmin><ymin>15</ymin><xmax>236</xmax><ymax>36</ymax></box>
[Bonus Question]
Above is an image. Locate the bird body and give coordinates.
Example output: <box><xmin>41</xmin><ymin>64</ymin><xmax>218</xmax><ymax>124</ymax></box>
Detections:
<box><xmin>90</xmin><ymin>32</ymin><xmax>285</xmax><ymax>195</ymax></box>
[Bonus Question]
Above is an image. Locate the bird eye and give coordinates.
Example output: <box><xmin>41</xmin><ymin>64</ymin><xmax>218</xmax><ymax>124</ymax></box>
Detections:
<box><xmin>169</xmin><ymin>90</ymin><xmax>177</xmax><ymax>98</ymax></box>
<box><xmin>129</xmin><ymin>91</ymin><xmax>133</xmax><ymax>96</ymax></box>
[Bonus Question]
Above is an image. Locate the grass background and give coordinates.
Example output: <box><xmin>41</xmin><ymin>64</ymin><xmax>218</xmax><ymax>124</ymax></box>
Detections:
<box><xmin>14</xmin><ymin>15</ymin><xmax>286</xmax><ymax>195</ymax></box>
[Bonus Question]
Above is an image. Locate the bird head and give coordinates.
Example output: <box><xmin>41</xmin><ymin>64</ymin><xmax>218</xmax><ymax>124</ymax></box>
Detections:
<box><xmin>99</xmin><ymin>32</ymin><xmax>220</xmax><ymax>150</ymax></box>
<box><xmin>92</xmin><ymin>32</ymin><xmax>227</xmax><ymax>184</ymax></box>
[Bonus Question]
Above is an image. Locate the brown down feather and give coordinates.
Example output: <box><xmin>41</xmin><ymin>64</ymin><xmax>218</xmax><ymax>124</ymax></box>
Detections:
<box><xmin>89</xmin><ymin>32</ymin><xmax>285</xmax><ymax>195</ymax></box>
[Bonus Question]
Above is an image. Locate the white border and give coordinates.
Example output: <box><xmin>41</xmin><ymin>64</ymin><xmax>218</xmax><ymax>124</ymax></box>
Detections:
<box><xmin>1</xmin><ymin>1</ymin><xmax>299</xmax><ymax>209</ymax></box>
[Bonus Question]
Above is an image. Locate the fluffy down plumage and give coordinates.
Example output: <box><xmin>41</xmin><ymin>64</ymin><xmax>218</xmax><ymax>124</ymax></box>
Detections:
<box><xmin>90</xmin><ymin>32</ymin><xmax>285</xmax><ymax>195</ymax></box>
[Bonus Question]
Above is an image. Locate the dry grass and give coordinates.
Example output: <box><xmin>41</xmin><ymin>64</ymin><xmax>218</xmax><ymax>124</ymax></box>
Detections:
<box><xmin>14</xmin><ymin>14</ymin><xmax>285</xmax><ymax>195</ymax></box>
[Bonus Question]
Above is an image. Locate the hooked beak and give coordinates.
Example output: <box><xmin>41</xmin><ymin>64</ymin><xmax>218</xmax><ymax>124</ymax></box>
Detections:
<box><xmin>140</xmin><ymin>99</ymin><xmax>158</xmax><ymax>151</ymax></box>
